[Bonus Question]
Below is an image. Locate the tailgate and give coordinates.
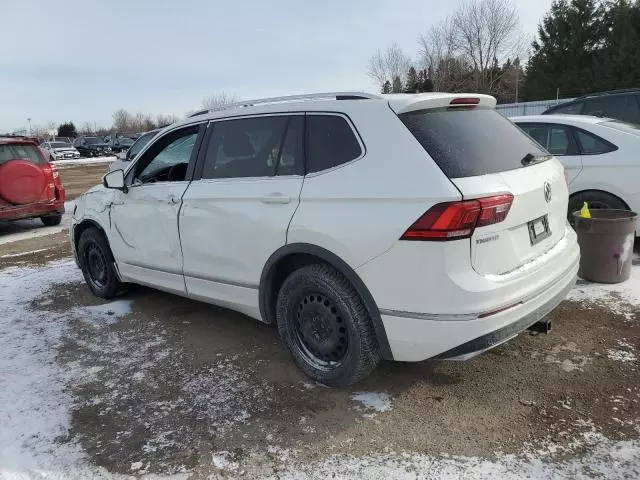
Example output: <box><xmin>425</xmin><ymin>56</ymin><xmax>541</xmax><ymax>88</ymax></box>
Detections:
<box><xmin>452</xmin><ymin>159</ymin><xmax>568</xmax><ymax>276</ymax></box>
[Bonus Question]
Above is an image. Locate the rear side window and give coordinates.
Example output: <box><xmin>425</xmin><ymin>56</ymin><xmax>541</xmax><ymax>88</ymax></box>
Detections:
<box><xmin>399</xmin><ymin>107</ymin><xmax>547</xmax><ymax>178</ymax></box>
<box><xmin>517</xmin><ymin>123</ymin><xmax>578</xmax><ymax>156</ymax></box>
<box><xmin>202</xmin><ymin>115</ymin><xmax>304</xmax><ymax>179</ymax></box>
<box><xmin>574</xmin><ymin>129</ymin><xmax>616</xmax><ymax>154</ymax></box>
<box><xmin>583</xmin><ymin>95</ymin><xmax>628</xmax><ymax>120</ymax></box>
<box><xmin>306</xmin><ymin>115</ymin><xmax>362</xmax><ymax>173</ymax></box>
<box><xmin>0</xmin><ymin>144</ymin><xmax>45</xmax><ymax>166</ymax></box>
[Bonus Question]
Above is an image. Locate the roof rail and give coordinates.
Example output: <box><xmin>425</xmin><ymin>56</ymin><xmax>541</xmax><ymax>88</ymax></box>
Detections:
<box><xmin>188</xmin><ymin>91</ymin><xmax>382</xmax><ymax>117</ymax></box>
<box><xmin>575</xmin><ymin>88</ymin><xmax>640</xmax><ymax>100</ymax></box>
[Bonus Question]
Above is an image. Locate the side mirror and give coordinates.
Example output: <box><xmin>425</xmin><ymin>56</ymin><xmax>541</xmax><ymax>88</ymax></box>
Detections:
<box><xmin>103</xmin><ymin>169</ymin><xmax>127</xmax><ymax>192</ymax></box>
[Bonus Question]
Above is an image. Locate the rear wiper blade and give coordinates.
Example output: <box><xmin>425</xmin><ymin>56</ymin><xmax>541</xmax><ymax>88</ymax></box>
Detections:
<box><xmin>521</xmin><ymin>152</ymin><xmax>552</xmax><ymax>167</ymax></box>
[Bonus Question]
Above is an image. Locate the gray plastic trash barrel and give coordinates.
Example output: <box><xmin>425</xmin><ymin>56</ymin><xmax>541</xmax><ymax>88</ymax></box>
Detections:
<box><xmin>572</xmin><ymin>209</ymin><xmax>638</xmax><ymax>284</ymax></box>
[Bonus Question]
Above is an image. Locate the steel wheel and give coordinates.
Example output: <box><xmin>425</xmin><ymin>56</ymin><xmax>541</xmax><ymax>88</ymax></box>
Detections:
<box><xmin>85</xmin><ymin>242</ymin><xmax>108</xmax><ymax>290</ymax></box>
<box><xmin>293</xmin><ymin>293</ymin><xmax>349</xmax><ymax>371</ymax></box>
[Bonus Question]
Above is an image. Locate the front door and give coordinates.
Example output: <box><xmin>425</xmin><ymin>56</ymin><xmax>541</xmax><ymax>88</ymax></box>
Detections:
<box><xmin>180</xmin><ymin>115</ymin><xmax>305</xmax><ymax>318</ymax></box>
<box><xmin>109</xmin><ymin>123</ymin><xmax>204</xmax><ymax>294</ymax></box>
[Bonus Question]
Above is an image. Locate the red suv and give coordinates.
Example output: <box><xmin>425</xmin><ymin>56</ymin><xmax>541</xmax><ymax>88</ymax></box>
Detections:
<box><xmin>0</xmin><ymin>137</ymin><xmax>66</xmax><ymax>226</ymax></box>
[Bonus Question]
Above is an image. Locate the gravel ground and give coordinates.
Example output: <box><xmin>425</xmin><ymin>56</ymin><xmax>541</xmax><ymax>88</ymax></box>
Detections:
<box><xmin>0</xmin><ymin>165</ymin><xmax>639</xmax><ymax>478</ymax></box>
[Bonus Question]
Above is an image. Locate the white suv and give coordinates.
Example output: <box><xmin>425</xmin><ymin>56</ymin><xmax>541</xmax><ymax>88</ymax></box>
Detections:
<box><xmin>71</xmin><ymin>92</ymin><xmax>579</xmax><ymax>386</ymax></box>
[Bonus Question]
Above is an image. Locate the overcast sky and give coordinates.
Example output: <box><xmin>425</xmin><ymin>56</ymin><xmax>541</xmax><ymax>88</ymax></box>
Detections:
<box><xmin>0</xmin><ymin>0</ymin><xmax>553</xmax><ymax>133</ymax></box>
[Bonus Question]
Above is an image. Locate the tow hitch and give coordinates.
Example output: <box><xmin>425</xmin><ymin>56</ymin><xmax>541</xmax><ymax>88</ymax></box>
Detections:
<box><xmin>527</xmin><ymin>319</ymin><xmax>552</xmax><ymax>334</ymax></box>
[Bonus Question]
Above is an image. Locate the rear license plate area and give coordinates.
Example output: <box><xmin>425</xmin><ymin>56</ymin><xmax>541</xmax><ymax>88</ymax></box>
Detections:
<box><xmin>528</xmin><ymin>215</ymin><xmax>551</xmax><ymax>245</ymax></box>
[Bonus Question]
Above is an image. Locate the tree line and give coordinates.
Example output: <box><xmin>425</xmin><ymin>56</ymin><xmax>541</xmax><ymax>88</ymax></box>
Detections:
<box><xmin>368</xmin><ymin>0</ymin><xmax>640</xmax><ymax>104</ymax></box>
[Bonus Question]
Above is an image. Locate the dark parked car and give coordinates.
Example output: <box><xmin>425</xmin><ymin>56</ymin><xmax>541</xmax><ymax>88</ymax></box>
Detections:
<box><xmin>73</xmin><ymin>136</ymin><xmax>112</xmax><ymax>157</ymax></box>
<box><xmin>543</xmin><ymin>89</ymin><xmax>640</xmax><ymax>124</ymax></box>
<box><xmin>107</xmin><ymin>136</ymin><xmax>135</xmax><ymax>153</ymax></box>
<box><xmin>109</xmin><ymin>128</ymin><xmax>160</xmax><ymax>171</ymax></box>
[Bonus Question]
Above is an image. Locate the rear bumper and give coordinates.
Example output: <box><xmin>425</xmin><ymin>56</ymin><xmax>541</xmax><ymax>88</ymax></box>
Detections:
<box><xmin>0</xmin><ymin>200</ymin><xmax>65</xmax><ymax>221</ymax></box>
<box><xmin>378</xmin><ymin>254</ymin><xmax>578</xmax><ymax>362</ymax></box>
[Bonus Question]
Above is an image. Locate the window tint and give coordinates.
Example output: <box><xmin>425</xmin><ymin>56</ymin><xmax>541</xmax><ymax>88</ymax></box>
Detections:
<box><xmin>0</xmin><ymin>144</ymin><xmax>45</xmax><ymax>166</ymax></box>
<box><xmin>306</xmin><ymin>115</ymin><xmax>362</xmax><ymax>173</ymax></box>
<box><xmin>135</xmin><ymin>126</ymin><xmax>199</xmax><ymax>183</ymax></box>
<box><xmin>202</xmin><ymin>116</ymin><xmax>289</xmax><ymax>179</ymax></box>
<box><xmin>575</xmin><ymin>129</ymin><xmax>615</xmax><ymax>154</ymax></box>
<box><xmin>400</xmin><ymin>107</ymin><xmax>547</xmax><ymax>178</ymax></box>
<box><xmin>548</xmin><ymin>102</ymin><xmax>582</xmax><ymax>115</ymax></box>
<box><xmin>624</xmin><ymin>95</ymin><xmax>640</xmax><ymax>124</ymax></box>
<box><xmin>583</xmin><ymin>95</ymin><xmax>627</xmax><ymax>120</ymax></box>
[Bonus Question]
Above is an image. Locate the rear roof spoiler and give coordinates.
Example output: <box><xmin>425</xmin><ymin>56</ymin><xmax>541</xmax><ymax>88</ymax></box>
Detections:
<box><xmin>386</xmin><ymin>93</ymin><xmax>497</xmax><ymax>115</ymax></box>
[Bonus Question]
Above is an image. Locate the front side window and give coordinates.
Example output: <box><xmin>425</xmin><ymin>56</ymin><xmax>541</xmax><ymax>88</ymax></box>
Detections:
<box><xmin>134</xmin><ymin>126</ymin><xmax>199</xmax><ymax>183</ymax></box>
<box><xmin>128</xmin><ymin>131</ymin><xmax>158</xmax><ymax>160</ymax></box>
<box><xmin>202</xmin><ymin>115</ymin><xmax>302</xmax><ymax>179</ymax></box>
<box><xmin>306</xmin><ymin>115</ymin><xmax>362</xmax><ymax>174</ymax></box>
<box><xmin>574</xmin><ymin>129</ymin><xmax>616</xmax><ymax>155</ymax></box>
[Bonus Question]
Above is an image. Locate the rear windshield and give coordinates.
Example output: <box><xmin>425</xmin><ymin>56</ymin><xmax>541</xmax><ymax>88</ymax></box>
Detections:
<box><xmin>399</xmin><ymin>107</ymin><xmax>547</xmax><ymax>178</ymax></box>
<box><xmin>0</xmin><ymin>144</ymin><xmax>45</xmax><ymax>166</ymax></box>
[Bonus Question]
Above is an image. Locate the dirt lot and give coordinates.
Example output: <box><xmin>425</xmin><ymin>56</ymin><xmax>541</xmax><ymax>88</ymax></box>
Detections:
<box><xmin>57</xmin><ymin>163</ymin><xmax>109</xmax><ymax>200</ymax></box>
<box><xmin>1</xmin><ymin>163</ymin><xmax>639</xmax><ymax>478</ymax></box>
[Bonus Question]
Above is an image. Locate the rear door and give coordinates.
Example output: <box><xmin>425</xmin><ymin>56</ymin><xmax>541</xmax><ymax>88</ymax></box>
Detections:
<box><xmin>180</xmin><ymin>114</ymin><xmax>305</xmax><ymax>313</ymax></box>
<box><xmin>517</xmin><ymin>122</ymin><xmax>583</xmax><ymax>184</ymax></box>
<box><xmin>399</xmin><ymin>105</ymin><xmax>568</xmax><ymax>277</ymax></box>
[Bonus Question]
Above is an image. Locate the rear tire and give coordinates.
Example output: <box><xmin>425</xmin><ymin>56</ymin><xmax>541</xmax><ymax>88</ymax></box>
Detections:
<box><xmin>276</xmin><ymin>263</ymin><xmax>381</xmax><ymax>387</ymax></box>
<box><xmin>41</xmin><ymin>214</ymin><xmax>62</xmax><ymax>226</ymax></box>
<box><xmin>78</xmin><ymin>227</ymin><xmax>124</xmax><ymax>299</ymax></box>
<box><xmin>568</xmin><ymin>191</ymin><xmax>628</xmax><ymax>226</ymax></box>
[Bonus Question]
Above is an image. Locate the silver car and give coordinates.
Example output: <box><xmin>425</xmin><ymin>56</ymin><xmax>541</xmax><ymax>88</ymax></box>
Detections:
<box><xmin>41</xmin><ymin>141</ymin><xmax>81</xmax><ymax>161</ymax></box>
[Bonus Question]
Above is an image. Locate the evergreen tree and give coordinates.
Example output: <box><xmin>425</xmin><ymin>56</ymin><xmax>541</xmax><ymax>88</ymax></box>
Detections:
<box><xmin>523</xmin><ymin>0</ymin><xmax>607</xmax><ymax>100</ymax></box>
<box><xmin>57</xmin><ymin>122</ymin><xmax>77</xmax><ymax>138</ymax></box>
<box><xmin>404</xmin><ymin>67</ymin><xmax>419</xmax><ymax>93</ymax></box>
<box><xmin>381</xmin><ymin>80</ymin><xmax>392</xmax><ymax>94</ymax></box>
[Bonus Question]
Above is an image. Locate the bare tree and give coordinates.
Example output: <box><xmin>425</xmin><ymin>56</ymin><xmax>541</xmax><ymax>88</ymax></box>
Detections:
<box><xmin>367</xmin><ymin>43</ymin><xmax>412</xmax><ymax>91</ymax></box>
<box><xmin>112</xmin><ymin>109</ymin><xmax>131</xmax><ymax>133</ymax></box>
<box><xmin>201</xmin><ymin>93</ymin><xmax>238</xmax><ymax>111</ymax></box>
<box><xmin>452</xmin><ymin>0</ymin><xmax>524</xmax><ymax>92</ymax></box>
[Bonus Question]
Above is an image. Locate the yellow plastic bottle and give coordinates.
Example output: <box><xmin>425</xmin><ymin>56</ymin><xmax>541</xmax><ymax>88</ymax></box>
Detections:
<box><xmin>580</xmin><ymin>202</ymin><xmax>591</xmax><ymax>219</ymax></box>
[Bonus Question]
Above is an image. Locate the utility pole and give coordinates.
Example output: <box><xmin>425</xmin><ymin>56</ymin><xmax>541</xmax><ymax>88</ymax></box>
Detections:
<box><xmin>515</xmin><ymin>68</ymin><xmax>519</xmax><ymax>104</ymax></box>
<box><xmin>27</xmin><ymin>118</ymin><xmax>32</xmax><ymax>136</ymax></box>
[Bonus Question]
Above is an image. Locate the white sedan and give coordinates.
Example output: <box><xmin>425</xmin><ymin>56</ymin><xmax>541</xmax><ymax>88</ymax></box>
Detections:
<box><xmin>511</xmin><ymin>115</ymin><xmax>640</xmax><ymax>234</ymax></box>
<box><xmin>41</xmin><ymin>141</ymin><xmax>81</xmax><ymax>161</ymax></box>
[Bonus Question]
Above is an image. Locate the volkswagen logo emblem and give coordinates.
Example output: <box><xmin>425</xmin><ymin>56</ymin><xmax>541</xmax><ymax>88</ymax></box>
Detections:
<box><xmin>544</xmin><ymin>182</ymin><xmax>552</xmax><ymax>203</ymax></box>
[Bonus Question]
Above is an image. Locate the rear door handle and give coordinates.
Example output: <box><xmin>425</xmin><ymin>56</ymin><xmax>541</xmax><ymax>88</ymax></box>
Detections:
<box><xmin>260</xmin><ymin>192</ymin><xmax>291</xmax><ymax>204</ymax></box>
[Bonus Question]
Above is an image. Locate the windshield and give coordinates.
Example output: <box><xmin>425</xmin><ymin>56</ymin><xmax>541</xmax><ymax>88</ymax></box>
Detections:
<box><xmin>128</xmin><ymin>131</ymin><xmax>158</xmax><ymax>158</ymax></box>
<box><xmin>85</xmin><ymin>137</ymin><xmax>102</xmax><ymax>145</ymax></box>
<box><xmin>50</xmin><ymin>142</ymin><xmax>72</xmax><ymax>148</ymax></box>
<box><xmin>0</xmin><ymin>144</ymin><xmax>45</xmax><ymax>166</ymax></box>
<box><xmin>399</xmin><ymin>107</ymin><xmax>548</xmax><ymax>178</ymax></box>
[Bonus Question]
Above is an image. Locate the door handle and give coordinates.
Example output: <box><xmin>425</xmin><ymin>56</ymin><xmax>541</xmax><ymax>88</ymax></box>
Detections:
<box><xmin>260</xmin><ymin>192</ymin><xmax>291</xmax><ymax>204</ymax></box>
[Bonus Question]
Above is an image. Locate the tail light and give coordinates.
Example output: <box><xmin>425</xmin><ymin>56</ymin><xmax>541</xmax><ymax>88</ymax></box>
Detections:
<box><xmin>450</xmin><ymin>97</ymin><xmax>480</xmax><ymax>106</ymax></box>
<box><xmin>401</xmin><ymin>194</ymin><xmax>514</xmax><ymax>241</ymax></box>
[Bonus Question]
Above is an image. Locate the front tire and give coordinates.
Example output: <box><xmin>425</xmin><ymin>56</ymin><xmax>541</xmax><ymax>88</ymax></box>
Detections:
<box><xmin>276</xmin><ymin>263</ymin><xmax>381</xmax><ymax>387</ymax></box>
<box><xmin>78</xmin><ymin>227</ymin><xmax>123</xmax><ymax>299</ymax></box>
<box><xmin>41</xmin><ymin>214</ymin><xmax>62</xmax><ymax>226</ymax></box>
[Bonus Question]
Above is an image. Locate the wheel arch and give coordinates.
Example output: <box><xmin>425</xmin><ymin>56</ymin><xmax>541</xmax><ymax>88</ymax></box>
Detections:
<box><xmin>259</xmin><ymin>243</ymin><xmax>393</xmax><ymax>360</ymax></box>
<box><xmin>73</xmin><ymin>218</ymin><xmax>109</xmax><ymax>257</ymax></box>
<box><xmin>569</xmin><ymin>189</ymin><xmax>631</xmax><ymax>210</ymax></box>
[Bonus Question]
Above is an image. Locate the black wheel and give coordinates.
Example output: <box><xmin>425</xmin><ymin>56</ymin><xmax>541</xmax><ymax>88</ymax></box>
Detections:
<box><xmin>276</xmin><ymin>263</ymin><xmax>381</xmax><ymax>387</ymax></box>
<box><xmin>78</xmin><ymin>227</ymin><xmax>123</xmax><ymax>299</ymax></box>
<box><xmin>568</xmin><ymin>191</ymin><xmax>628</xmax><ymax>226</ymax></box>
<box><xmin>41</xmin><ymin>214</ymin><xmax>62</xmax><ymax>226</ymax></box>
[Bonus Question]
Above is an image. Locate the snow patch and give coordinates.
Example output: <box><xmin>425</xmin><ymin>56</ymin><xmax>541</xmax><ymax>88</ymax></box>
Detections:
<box><xmin>567</xmin><ymin>263</ymin><xmax>640</xmax><ymax>319</ymax></box>
<box><xmin>53</xmin><ymin>156</ymin><xmax>116</xmax><ymax>166</ymax></box>
<box><xmin>350</xmin><ymin>391</ymin><xmax>392</xmax><ymax>413</ymax></box>
<box><xmin>72</xmin><ymin>299</ymin><xmax>133</xmax><ymax>325</ymax></box>
<box><xmin>1</xmin><ymin>248</ymin><xmax>50</xmax><ymax>258</ymax></box>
